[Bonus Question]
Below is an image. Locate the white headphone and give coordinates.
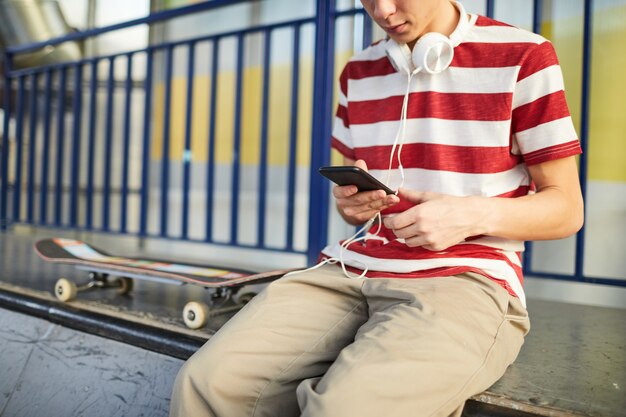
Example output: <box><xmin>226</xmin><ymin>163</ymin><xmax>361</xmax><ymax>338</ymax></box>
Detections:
<box><xmin>384</xmin><ymin>1</ymin><xmax>470</xmax><ymax>75</ymax></box>
<box><xmin>385</xmin><ymin>33</ymin><xmax>454</xmax><ymax>75</ymax></box>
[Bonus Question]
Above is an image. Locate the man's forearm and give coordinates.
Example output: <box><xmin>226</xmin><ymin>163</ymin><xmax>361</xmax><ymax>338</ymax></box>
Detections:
<box><xmin>473</xmin><ymin>186</ymin><xmax>584</xmax><ymax>242</ymax></box>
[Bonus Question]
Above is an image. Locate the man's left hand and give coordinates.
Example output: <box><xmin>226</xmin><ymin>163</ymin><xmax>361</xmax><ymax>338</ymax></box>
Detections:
<box><xmin>382</xmin><ymin>189</ymin><xmax>486</xmax><ymax>251</ymax></box>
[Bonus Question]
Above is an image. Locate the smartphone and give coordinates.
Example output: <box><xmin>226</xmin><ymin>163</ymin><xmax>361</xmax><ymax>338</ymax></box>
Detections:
<box><xmin>319</xmin><ymin>166</ymin><xmax>395</xmax><ymax>195</ymax></box>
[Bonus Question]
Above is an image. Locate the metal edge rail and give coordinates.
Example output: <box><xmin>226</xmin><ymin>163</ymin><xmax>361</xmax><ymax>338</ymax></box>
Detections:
<box><xmin>6</xmin><ymin>16</ymin><xmax>316</xmax><ymax>77</ymax></box>
<box><xmin>0</xmin><ymin>286</ymin><xmax>205</xmax><ymax>360</ymax></box>
<box><xmin>5</xmin><ymin>0</ymin><xmax>253</xmax><ymax>54</ymax></box>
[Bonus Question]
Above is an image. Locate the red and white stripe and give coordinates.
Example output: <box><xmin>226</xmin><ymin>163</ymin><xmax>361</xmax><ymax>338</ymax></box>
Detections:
<box><xmin>325</xmin><ymin>14</ymin><xmax>582</xmax><ymax>305</ymax></box>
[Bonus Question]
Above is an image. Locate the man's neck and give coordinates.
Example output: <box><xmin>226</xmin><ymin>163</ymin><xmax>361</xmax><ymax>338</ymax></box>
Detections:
<box><xmin>408</xmin><ymin>1</ymin><xmax>460</xmax><ymax>50</ymax></box>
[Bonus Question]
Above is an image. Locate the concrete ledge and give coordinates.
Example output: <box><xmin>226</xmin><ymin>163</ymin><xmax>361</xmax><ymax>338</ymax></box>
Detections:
<box><xmin>1</xmin><ymin>282</ymin><xmax>623</xmax><ymax>417</ymax></box>
<box><xmin>0</xmin><ymin>284</ymin><xmax>205</xmax><ymax>360</ymax></box>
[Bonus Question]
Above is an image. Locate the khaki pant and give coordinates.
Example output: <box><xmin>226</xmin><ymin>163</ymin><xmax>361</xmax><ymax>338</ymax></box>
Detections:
<box><xmin>170</xmin><ymin>265</ymin><xmax>530</xmax><ymax>417</ymax></box>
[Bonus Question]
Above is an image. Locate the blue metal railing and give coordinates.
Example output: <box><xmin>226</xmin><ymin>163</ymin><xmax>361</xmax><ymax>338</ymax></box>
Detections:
<box><xmin>0</xmin><ymin>0</ymin><xmax>325</xmax><ymax>260</ymax></box>
<box><xmin>574</xmin><ymin>0</ymin><xmax>593</xmax><ymax>281</ymax></box>
<box><xmin>307</xmin><ymin>0</ymin><xmax>336</xmax><ymax>264</ymax></box>
<box><xmin>0</xmin><ymin>0</ymin><xmax>623</xmax><ymax>287</ymax></box>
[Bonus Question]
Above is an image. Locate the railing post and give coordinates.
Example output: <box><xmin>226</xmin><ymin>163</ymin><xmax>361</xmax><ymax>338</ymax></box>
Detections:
<box><xmin>70</xmin><ymin>63</ymin><xmax>84</xmax><ymax>228</ymax></box>
<box><xmin>139</xmin><ymin>49</ymin><xmax>154</xmax><ymax>238</ymax></box>
<box><xmin>575</xmin><ymin>0</ymin><xmax>593</xmax><ymax>280</ymax></box>
<box><xmin>307</xmin><ymin>0</ymin><xmax>336</xmax><ymax>265</ymax></box>
<box><xmin>485</xmin><ymin>0</ymin><xmax>495</xmax><ymax>18</ymax></box>
<box><xmin>12</xmin><ymin>75</ymin><xmax>26</xmax><ymax>224</ymax></box>
<box><xmin>0</xmin><ymin>52</ymin><xmax>11</xmax><ymax>230</ymax></box>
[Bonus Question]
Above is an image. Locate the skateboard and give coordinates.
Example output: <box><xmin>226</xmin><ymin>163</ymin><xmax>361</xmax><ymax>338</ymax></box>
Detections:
<box><xmin>34</xmin><ymin>238</ymin><xmax>294</xmax><ymax>329</ymax></box>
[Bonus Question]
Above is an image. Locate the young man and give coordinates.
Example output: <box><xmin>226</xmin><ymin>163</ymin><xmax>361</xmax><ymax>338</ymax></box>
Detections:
<box><xmin>170</xmin><ymin>1</ymin><xmax>583</xmax><ymax>416</ymax></box>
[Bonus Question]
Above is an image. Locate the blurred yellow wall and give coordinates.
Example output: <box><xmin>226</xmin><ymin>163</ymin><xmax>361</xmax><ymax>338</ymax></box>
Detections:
<box><xmin>552</xmin><ymin>3</ymin><xmax>626</xmax><ymax>182</ymax></box>
<box><xmin>151</xmin><ymin>3</ymin><xmax>626</xmax><ymax>183</ymax></box>
<box><xmin>151</xmin><ymin>62</ymin><xmax>313</xmax><ymax>167</ymax></box>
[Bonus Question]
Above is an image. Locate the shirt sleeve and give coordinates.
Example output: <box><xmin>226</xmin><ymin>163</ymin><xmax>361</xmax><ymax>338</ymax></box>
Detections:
<box><xmin>331</xmin><ymin>65</ymin><xmax>356</xmax><ymax>160</ymax></box>
<box><xmin>511</xmin><ymin>40</ymin><xmax>582</xmax><ymax>166</ymax></box>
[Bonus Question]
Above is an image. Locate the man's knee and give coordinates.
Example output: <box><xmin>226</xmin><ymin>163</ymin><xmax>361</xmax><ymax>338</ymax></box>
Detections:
<box><xmin>172</xmin><ymin>343</ymin><xmax>301</xmax><ymax>417</ymax></box>
<box><xmin>175</xmin><ymin>343</ymin><xmax>244</xmax><ymax>396</ymax></box>
<box><xmin>171</xmin><ymin>346</ymin><xmax>255</xmax><ymax>417</ymax></box>
<box><xmin>172</xmin><ymin>351</ymin><xmax>210</xmax><ymax>405</ymax></box>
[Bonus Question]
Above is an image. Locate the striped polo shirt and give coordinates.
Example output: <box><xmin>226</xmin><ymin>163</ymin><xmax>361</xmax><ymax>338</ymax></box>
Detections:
<box><xmin>323</xmin><ymin>14</ymin><xmax>582</xmax><ymax>306</ymax></box>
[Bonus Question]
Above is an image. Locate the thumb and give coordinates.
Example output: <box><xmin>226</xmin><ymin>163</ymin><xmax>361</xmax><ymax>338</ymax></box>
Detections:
<box><xmin>354</xmin><ymin>159</ymin><xmax>368</xmax><ymax>171</ymax></box>
<box><xmin>397</xmin><ymin>188</ymin><xmax>430</xmax><ymax>204</ymax></box>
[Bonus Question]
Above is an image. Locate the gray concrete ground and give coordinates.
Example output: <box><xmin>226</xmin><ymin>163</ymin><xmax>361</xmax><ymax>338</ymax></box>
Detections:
<box><xmin>0</xmin><ymin>307</ymin><xmax>183</xmax><ymax>417</ymax></box>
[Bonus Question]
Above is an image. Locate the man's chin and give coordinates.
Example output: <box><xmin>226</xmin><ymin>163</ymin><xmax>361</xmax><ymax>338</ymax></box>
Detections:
<box><xmin>387</xmin><ymin>32</ymin><xmax>419</xmax><ymax>47</ymax></box>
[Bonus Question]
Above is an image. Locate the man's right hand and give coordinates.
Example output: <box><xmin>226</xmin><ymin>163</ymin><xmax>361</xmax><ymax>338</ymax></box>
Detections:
<box><xmin>333</xmin><ymin>159</ymin><xmax>400</xmax><ymax>225</ymax></box>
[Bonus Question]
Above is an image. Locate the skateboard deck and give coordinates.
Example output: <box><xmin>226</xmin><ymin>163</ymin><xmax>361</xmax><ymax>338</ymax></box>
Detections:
<box><xmin>35</xmin><ymin>238</ymin><xmax>292</xmax><ymax>288</ymax></box>
<box><xmin>34</xmin><ymin>238</ymin><xmax>296</xmax><ymax>329</ymax></box>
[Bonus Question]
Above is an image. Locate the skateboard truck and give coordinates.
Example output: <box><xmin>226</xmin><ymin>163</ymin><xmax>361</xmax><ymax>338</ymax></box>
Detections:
<box><xmin>54</xmin><ymin>273</ymin><xmax>133</xmax><ymax>302</ymax></box>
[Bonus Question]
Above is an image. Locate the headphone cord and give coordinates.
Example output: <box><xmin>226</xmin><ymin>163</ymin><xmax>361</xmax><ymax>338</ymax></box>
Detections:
<box><xmin>286</xmin><ymin>69</ymin><xmax>415</xmax><ymax>280</ymax></box>
<box><xmin>384</xmin><ymin>71</ymin><xmax>413</xmax><ymax>192</ymax></box>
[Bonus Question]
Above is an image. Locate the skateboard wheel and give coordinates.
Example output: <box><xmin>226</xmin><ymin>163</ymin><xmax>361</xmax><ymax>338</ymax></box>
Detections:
<box><xmin>183</xmin><ymin>301</ymin><xmax>210</xmax><ymax>329</ymax></box>
<box><xmin>234</xmin><ymin>292</ymin><xmax>257</xmax><ymax>305</ymax></box>
<box><xmin>55</xmin><ymin>278</ymin><xmax>78</xmax><ymax>302</ymax></box>
<box><xmin>115</xmin><ymin>277</ymin><xmax>134</xmax><ymax>295</ymax></box>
